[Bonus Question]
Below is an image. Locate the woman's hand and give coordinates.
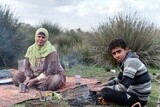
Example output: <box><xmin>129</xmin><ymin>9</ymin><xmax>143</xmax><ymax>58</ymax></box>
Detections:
<box><xmin>26</xmin><ymin>78</ymin><xmax>38</xmax><ymax>88</ymax></box>
<box><xmin>23</xmin><ymin>77</ymin><xmax>30</xmax><ymax>84</ymax></box>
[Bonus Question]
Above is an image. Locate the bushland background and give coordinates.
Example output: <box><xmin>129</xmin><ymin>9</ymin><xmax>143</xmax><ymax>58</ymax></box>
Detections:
<box><xmin>0</xmin><ymin>5</ymin><xmax>160</xmax><ymax>107</ymax></box>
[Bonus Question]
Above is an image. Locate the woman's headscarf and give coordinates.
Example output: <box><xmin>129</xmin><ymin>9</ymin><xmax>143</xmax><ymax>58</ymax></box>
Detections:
<box><xmin>25</xmin><ymin>28</ymin><xmax>56</xmax><ymax>67</ymax></box>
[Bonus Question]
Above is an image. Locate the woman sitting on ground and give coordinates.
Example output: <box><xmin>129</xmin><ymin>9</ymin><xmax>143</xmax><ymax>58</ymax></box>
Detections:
<box><xmin>13</xmin><ymin>28</ymin><xmax>66</xmax><ymax>91</ymax></box>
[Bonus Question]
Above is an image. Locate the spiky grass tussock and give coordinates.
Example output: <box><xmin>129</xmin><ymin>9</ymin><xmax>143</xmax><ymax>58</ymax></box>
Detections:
<box><xmin>87</xmin><ymin>13</ymin><xmax>160</xmax><ymax>68</ymax></box>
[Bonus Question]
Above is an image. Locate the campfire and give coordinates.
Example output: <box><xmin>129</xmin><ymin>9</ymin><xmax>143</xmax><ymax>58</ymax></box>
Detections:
<box><xmin>62</xmin><ymin>84</ymin><xmax>98</xmax><ymax>106</ymax></box>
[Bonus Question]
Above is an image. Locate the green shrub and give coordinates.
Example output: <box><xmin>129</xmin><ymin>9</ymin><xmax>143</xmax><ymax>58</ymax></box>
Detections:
<box><xmin>88</xmin><ymin>13</ymin><xmax>160</xmax><ymax>68</ymax></box>
<box><xmin>0</xmin><ymin>5</ymin><xmax>23</xmax><ymax>68</ymax></box>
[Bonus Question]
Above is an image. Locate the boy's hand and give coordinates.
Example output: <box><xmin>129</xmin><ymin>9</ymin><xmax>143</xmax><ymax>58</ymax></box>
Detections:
<box><xmin>98</xmin><ymin>97</ymin><xmax>111</xmax><ymax>106</ymax></box>
<box><xmin>95</xmin><ymin>82</ymin><xmax>108</xmax><ymax>87</ymax></box>
<box><xmin>90</xmin><ymin>86</ymin><xmax>106</xmax><ymax>91</ymax></box>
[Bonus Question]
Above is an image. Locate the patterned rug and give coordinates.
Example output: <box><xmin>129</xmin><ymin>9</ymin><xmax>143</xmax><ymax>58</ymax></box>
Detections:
<box><xmin>0</xmin><ymin>77</ymin><xmax>99</xmax><ymax>107</ymax></box>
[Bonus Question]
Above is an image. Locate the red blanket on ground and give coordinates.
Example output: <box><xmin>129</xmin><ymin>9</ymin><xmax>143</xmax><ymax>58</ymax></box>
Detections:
<box><xmin>0</xmin><ymin>77</ymin><xmax>99</xmax><ymax>106</ymax></box>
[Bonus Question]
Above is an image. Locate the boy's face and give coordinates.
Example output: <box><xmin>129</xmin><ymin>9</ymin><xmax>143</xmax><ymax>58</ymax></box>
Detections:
<box><xmin>111</xmin><ymin>47</ymin><xmax>129</xmax><ymax>63</ymax></box>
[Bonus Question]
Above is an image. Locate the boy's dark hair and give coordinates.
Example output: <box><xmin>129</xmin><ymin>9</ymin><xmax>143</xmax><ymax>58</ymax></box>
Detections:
<box><xmin>108</xmin><ymin>38</ymin><xmax>127</xmax><ymax>52</ymax></box>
